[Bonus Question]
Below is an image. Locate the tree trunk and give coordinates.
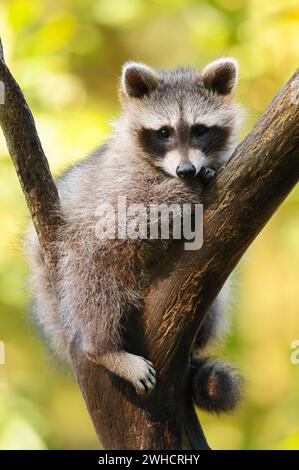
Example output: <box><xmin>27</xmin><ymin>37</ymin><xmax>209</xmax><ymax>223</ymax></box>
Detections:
<box><xmin>0</xmin><ymin>38</ymin><xmax>298</xmax><ymax>449</ymax></box>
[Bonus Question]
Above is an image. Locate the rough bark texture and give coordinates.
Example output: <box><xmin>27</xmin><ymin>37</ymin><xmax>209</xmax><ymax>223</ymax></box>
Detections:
<box><xmin>0</xmin><ymin>40</ymin><xmax>61</xmax><ymax>274</ymax></box>
<box><xmin>71</xmin><ymin>68</ymin><xmax>299</xmax><ymax>449</ymax></box>
<box><xmin>0</xmin><ymin>37</ymin><xmax>298</xmax><ymax>449</ymax></box>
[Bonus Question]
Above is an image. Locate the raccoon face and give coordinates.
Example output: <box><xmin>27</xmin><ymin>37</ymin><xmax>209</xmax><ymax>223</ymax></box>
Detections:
<box><xmin>120</xmin><ymin>59</ymin><xmax>240</xmax><ymax>179</ymax></box>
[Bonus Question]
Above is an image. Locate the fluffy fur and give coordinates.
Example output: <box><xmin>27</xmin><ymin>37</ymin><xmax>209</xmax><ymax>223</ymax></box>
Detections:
<box><xmin>25</xmin><ymin>58</ymin><xmax>243</xmax><ymax>400</ymax></box>
<box><xmin>190</xmin><ymin>358</ymin><xmax>244</xmax><ymax>413</ymax></box>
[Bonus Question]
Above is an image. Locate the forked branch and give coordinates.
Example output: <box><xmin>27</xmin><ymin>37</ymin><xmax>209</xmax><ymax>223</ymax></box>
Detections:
<box><xmin>1</xmin><ymin>37</ymin><xmax>298</xmax><ymax>449</ymax></box>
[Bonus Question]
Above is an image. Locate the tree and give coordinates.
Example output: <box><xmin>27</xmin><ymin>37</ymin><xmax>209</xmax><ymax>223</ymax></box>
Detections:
<box><xmin>0</xmin><ymin>38</ymin><xmax>298</xmax><ymax>450</ymax></box>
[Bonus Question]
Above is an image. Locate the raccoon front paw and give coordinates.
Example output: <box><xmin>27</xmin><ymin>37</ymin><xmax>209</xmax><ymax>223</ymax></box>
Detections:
<box><xmin>126</xmin><ymin>354</ymin><xmax>156</xmax><ymax>395</ymax></box>
<box><xmin>198</xmin><ymin>166</ymin><xmax>216</xmax><ymax>186</ymax></box>
<box><xmin>190</xmin><ymin>357</ymin><xmax>244</xmax><ymax>414</ymax></box>
<box><xmin>82</xmin><ymin>347</ymin><xmax>156</xmax><ymax>395</ymax></box>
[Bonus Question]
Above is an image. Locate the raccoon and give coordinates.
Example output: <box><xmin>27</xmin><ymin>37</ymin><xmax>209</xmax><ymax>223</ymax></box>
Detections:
<box><xmin>25</xmin><ymin>58</ymin><xmax>243</xmax><ymax>411</ymax></box>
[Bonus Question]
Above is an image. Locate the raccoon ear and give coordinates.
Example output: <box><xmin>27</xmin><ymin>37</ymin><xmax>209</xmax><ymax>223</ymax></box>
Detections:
<box><xmin>201</xmin><ymin>58</ymin><xmax>238</xmax><ymax>95</ymax></box>
<box><xmin>121</xmin><ymin>62</ymin><xmax>159</xmax><ymax>99</ymax></box>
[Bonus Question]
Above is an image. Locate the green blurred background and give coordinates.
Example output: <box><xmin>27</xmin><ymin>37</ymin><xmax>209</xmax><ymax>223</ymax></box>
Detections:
<box><xmin>0</xmin><ymin>0</ymin><xmax>299</xmax><ymax>450</ymax></box>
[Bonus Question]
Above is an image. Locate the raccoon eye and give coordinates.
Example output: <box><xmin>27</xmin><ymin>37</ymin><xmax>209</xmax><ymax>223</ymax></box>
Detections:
<box><xmin>192</xmin><ymin>124</ymin><xmax>208</xmax><ymax>137</ymax></box>
<box><xmin>157</xmin><ymin>126</ymin><xmax>170</xmax><ymax>139</ymax></box>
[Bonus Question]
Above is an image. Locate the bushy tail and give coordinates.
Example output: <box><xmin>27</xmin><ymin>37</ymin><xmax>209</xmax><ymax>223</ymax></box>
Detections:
<box><xmin>190</xmin><ymin>357</ymin><xmax>244</xmax><ymax>414</ymax></box>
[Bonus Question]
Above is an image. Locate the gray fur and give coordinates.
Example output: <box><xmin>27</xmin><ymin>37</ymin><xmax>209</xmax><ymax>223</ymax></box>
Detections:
<box><xmin>25</xmin><ymin>59</ymin><xmax>241</xmax><ymax>395</ymax></box>
<box><xmin>191</xmin><ymin>357</ymin><xmax>244</xmax><ymax>413</ymax></box>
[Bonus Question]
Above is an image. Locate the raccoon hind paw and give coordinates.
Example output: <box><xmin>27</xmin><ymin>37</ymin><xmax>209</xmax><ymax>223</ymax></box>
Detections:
<box><xmin>191</xmin><ymin>357</ymin><xmax>244</xmax><ymax>414</ymax></box>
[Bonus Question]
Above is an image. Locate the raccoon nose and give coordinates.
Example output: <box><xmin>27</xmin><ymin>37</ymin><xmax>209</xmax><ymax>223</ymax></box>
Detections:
<box><xmin>176</xmin><ymin>162</ymin><xmax>196</xmax><ymax>178</ymax></box>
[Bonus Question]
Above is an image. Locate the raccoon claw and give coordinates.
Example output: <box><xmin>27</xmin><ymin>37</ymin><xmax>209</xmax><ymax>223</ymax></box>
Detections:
<box><xmin>198</xmin><ymin>166</ymin><xmax>216</xmax><ymax>186</ymax></box>
<box><xmin>131</xmin><ymin>356</ymin><xmax>156</xmax><ymax>395</ymax></box>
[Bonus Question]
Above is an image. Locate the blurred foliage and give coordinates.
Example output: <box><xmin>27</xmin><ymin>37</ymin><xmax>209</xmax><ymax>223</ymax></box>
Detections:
<box><xmin>0</xmin><ymin>0</ymin><xmax>299</xmax><ymax>450</ymax></box>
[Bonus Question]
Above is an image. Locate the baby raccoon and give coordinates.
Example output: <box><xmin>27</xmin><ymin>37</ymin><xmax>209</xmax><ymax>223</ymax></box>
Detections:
<box><xmin>26</xmin><ymin>58</ymin><xmax>243</xmax><ymax>411</ymax></box>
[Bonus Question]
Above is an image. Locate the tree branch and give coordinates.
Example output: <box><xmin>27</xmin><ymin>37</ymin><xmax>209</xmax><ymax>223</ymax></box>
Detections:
<box><xmin>146</xmin><ymin>70</ymin><xmax>299</xmax><ymax>369</ymax></box>
<box><xmin>0</xmin><ymin>37</ymin><xmax>61</xmax><ymax>274</ymax></box>
<box><xmin>0</xmin><ymin>39</ymin><xmax>4</xmax><ymax>61</ymax></box>
<box><xmin>70</xmin><ymin>69</ymin><xmax>299</xmax><ymax>450</ymax></box>
<box><xmin>1</xmin><ymin>35</ymin><xmax>298</xmax><ymax>449</ymax></box>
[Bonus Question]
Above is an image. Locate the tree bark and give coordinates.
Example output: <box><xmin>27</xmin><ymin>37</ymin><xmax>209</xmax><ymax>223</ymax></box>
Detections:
<box><xmin>0</xmin><ymin>40</ymin><xmax>61</xmax><ymax>275</ymax></box>
<box><xmin>1</xmin><ymin>37</ymin><xmax>298</xmax><ymax>449</ymax></box>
